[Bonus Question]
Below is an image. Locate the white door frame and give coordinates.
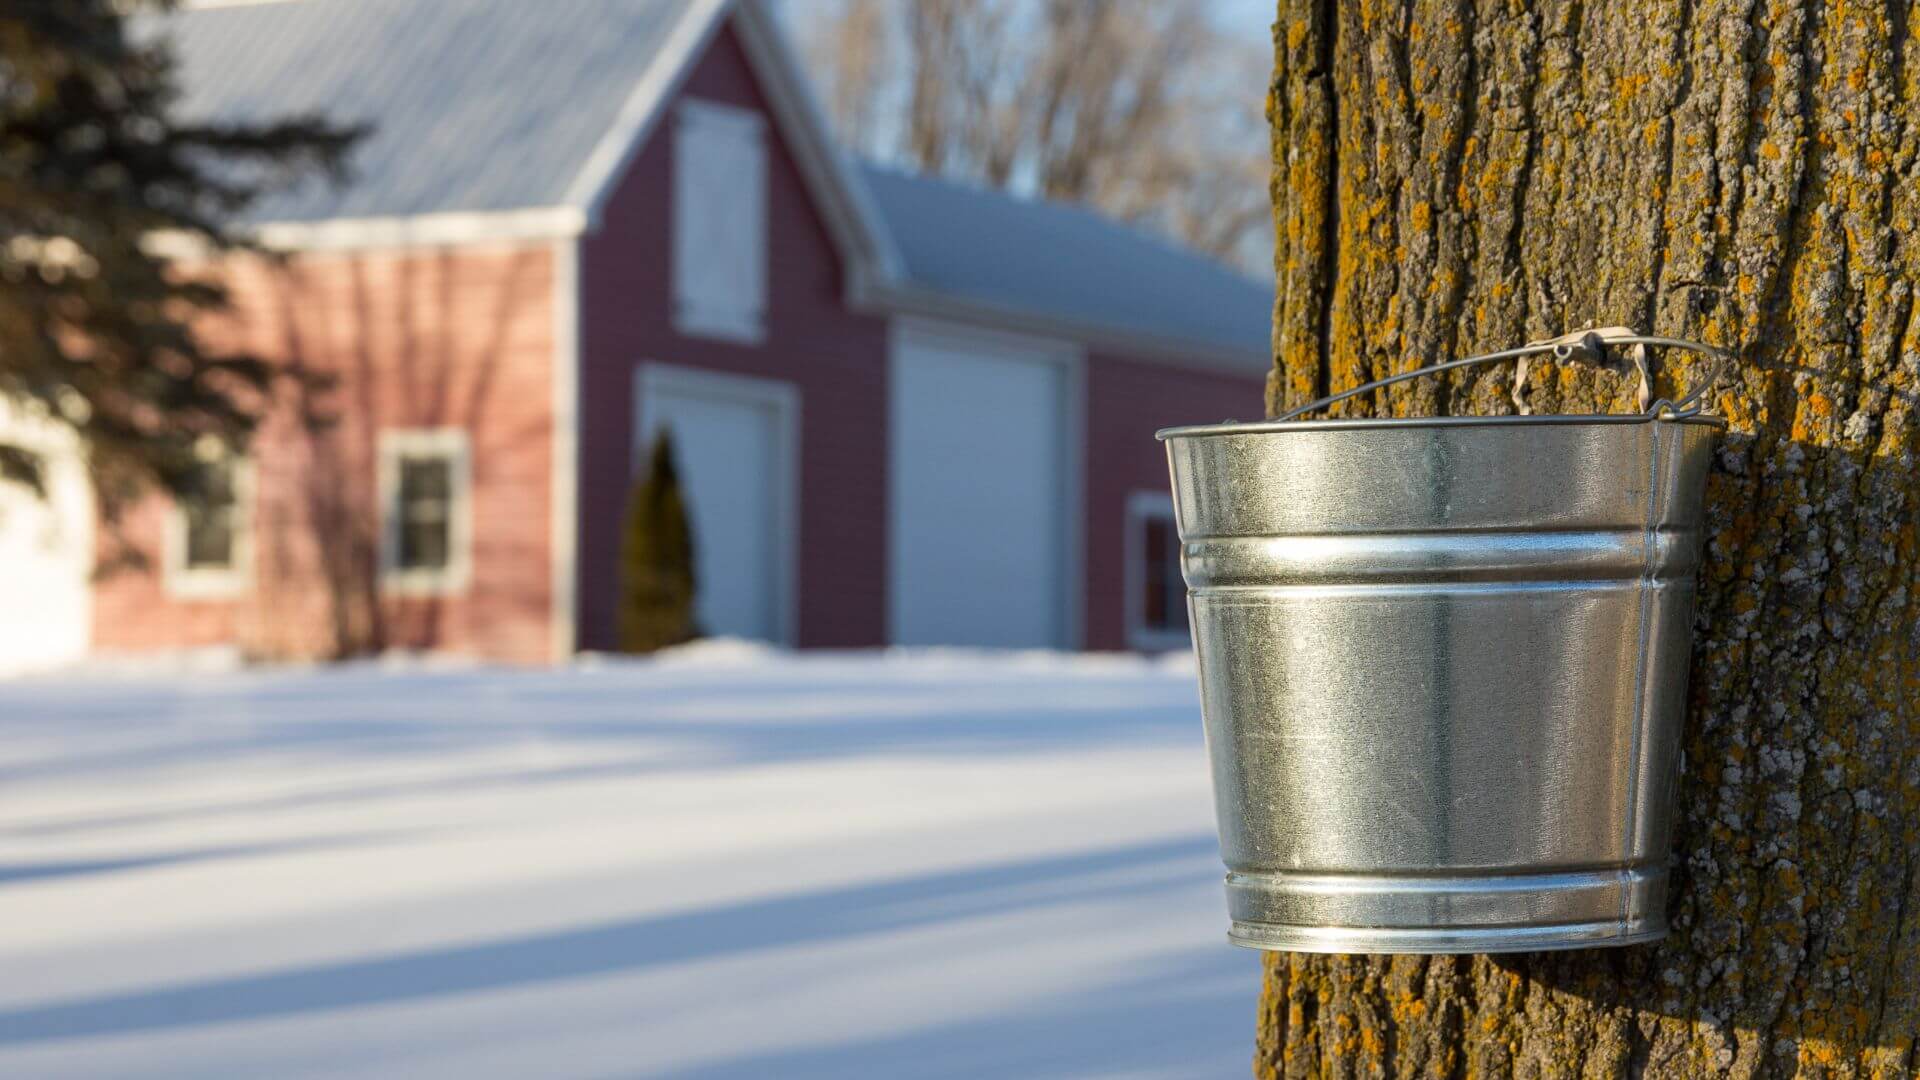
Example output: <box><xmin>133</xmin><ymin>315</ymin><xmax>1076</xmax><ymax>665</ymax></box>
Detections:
<box><xmin>633</xmin><ymin>362</ymin><xmax>801</xmax><ymax>646</ymax></box>
<box><xmin>887</xmin><ymin>317</ymin><xmax>1085</xmax><ymax>649</ymax></box>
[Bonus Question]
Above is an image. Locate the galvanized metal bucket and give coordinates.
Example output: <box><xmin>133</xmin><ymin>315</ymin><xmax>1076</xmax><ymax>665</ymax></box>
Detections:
<box><xmin>1158</xmin><ymin>330</ymin><xmax>1728</xmax><ymax>954</ymax></box>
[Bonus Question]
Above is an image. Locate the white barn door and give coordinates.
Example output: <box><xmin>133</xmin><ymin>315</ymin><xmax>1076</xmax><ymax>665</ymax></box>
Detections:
<box><xmin>0</xmin><ymin>405</ymin><xmax>92</xmax><ymax>674</ymax></box>
<box><xmin>635</xmin><ymin>365</ymin><xmax>797</xmax><ymax>645</ymax></box>
<box><xmin>889</xmin><ymin>325</ymin><xmax>1078</xmax><ymax>649</ymax></box>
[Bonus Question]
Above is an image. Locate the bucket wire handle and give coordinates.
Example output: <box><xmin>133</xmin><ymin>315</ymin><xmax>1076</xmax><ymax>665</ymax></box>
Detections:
<box><xmin>1273</xmin><ymin>328</ymin><xmax>1733</xmax><ymax>422</ymax></box>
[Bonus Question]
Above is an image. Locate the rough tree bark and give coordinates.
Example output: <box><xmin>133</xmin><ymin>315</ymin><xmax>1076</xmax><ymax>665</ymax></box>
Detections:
<box><xmin>1259</xmin><ymin>0</ymin><xmax>1920</xmax><ymax>1075</ymax></box>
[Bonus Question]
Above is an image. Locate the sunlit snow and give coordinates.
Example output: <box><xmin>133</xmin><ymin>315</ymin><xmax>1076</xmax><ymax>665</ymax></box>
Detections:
<box><xmin>0</xmin><ymin>644</ymin><xmax>1256</xmax><ymax>1078</ymax></box>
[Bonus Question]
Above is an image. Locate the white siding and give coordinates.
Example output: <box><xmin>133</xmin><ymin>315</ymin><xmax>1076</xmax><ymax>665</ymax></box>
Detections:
<box><xmin>0</xmin><ymin>405</ymin><xmax>91</xmax><ymax>674</ymax></box>
<box><xmin>671</xmin><ymin>98</ymin><xmax>767</xmax><ymax>344</ymax></box>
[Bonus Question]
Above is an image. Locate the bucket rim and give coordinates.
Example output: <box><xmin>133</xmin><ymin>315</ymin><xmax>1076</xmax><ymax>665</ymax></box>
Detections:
<box><xmin>1155</xmin><ymin>412</ymin><xmax>1727</xmax><ymax>441</ymax></box>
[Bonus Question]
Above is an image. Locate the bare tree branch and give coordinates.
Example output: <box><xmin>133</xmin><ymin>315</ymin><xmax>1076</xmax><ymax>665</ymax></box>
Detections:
<box><xmin>798</xmin><ymin>0</ymin><xmax>1269</xmax><ymax>273</ymax></box>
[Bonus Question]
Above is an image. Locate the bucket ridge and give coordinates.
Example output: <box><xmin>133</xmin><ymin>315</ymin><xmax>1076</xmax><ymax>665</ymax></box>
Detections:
<box><xmin>1181</xmin><ymin>529</ymin><xmax>1702</xmax><ymax>586</ymax></box>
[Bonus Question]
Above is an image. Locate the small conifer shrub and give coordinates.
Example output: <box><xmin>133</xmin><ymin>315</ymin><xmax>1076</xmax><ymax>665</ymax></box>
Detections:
<box><xmin>619</xmin><ymin>429</ymin><xmax>699</xmax><ymax>653</ymax></box>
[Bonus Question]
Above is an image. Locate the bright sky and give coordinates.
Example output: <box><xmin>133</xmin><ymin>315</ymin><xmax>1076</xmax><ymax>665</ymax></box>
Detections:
<box><xmin>1213</xmin><ymin>0</ymin><xmax>1277</xmax><ymax>41</ymax></box>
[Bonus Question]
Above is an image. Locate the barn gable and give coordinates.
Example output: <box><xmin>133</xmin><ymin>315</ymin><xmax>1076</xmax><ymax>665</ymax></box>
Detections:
<box><xmin>571</xmin><ymin>17</ymin><xmax>894</xmax><ymax>651</ymax></box>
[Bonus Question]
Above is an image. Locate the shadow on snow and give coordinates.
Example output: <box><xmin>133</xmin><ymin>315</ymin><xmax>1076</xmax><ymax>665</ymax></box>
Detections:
<box><xmin>0</xmin><ymin>834</ymin><xmax>1224</xmax><ymax>1048</ymax></box>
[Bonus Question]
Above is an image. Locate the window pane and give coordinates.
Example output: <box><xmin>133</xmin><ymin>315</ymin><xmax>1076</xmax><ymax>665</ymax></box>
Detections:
<box><xmin>401</xmin><ymin>458</ymin><xmax>450</xmax><ymax>502</ymax></box>
<box><xmin>400</xmin><ymin>519</ymin><xmax>449</xmax><ymax>570</ymax></box>
<box><xmin>184</xmin><ymin>509</ymin><xmax>233</xmax><ymax>569</ymax></box>
<box><xmin>1142</xmin><ymin>515</ymin><xmax>1169</xmax><ymax>629</ymax></box>
<box><xmin>1135</xmin><ymin>515</ymin><xmax>1189</xmax><ymax>637</ymax></box>
<box><xmin>396</xmin><ymin>456</ymin><xmax>453</xmax><ymax>570</ymax></box>
<box><xmin>183</xmin><ymin>462</ymin><xmax>236</xmax><ymax>570</ymax></box>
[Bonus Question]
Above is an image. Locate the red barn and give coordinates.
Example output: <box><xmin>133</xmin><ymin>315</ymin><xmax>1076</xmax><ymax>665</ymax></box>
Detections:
<box><xmin>0</xmin><ymin>0</ymin><xmax>1272</xmax><ymax>670</ymax></box>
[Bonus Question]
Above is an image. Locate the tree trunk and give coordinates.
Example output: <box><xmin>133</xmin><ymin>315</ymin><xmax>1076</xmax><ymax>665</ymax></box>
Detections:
<box><xmin>1258</xmin><ymin>0</ymin><xmax>1920</xmax><ymax>1075</ymax></box>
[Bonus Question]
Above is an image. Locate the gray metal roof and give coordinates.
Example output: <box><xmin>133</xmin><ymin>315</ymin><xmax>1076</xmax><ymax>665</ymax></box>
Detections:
<box><xmin>158</xmin><ymin>0</ymin><xmax>694</xmax><ymax>222</ymax></box>
<box><xmin>860</xmin><ymin>165</ymin><xmax>1271</xmax><ymax>361</ymax></box>
<box><xmin>158</xmin><ymin>0</ymin><xmax>1272</xmax><ymax>363</ymax></box>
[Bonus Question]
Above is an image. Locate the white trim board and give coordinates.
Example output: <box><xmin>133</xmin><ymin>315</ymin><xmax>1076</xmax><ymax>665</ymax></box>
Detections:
<box><xmin>633</xmin><ymin>362</ymin><xmax>801</xmax><ymax>647</ymax></box>
<box><xmin>858</xmin><ymin>280</ymin><xmax>1269</xmax><ymax>378</ymax></box>
<box><xmin>549</xmin><ymin>236</ymin><xmax>582</xmax><ymax>661</ymax></box>
<box><xmin>729</xmin><ymin>0</ymin><xmax>902</xmax><ymax>284</ymax></box>
<box><xmin>566</xmin><ymin>0</ymin><xmax>735</xmax><ymax>223</ymax></box>
<box><xmin>145</xmin><ymin>207</ymin><xmax>587</xmax><ymax>258</ymax></box>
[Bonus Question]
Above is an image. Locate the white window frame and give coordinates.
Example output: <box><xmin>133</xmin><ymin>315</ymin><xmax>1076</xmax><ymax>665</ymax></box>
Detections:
<box><xmin>671</xmin><ymin>98</ymin><xmax>768</xmax><ymax>345</ymax></box>
<box><xmin>633</xmin><ymin>362</ymin><xmax>800</xmax><ymax>646</ymax></box>
<box><xmin>378</xmin><ymin>427</ymin><xmax>473</xmax><ymax>597</ymax></box>
<box><xmin>1124</xmin><ymin>490</ymin><xmax>1190</xmax><ymax>653</ymax></box>
<box><xmin>164</xmin><ymin>455</ymin><xmax>253</xmax><ymax>600</ymax></box>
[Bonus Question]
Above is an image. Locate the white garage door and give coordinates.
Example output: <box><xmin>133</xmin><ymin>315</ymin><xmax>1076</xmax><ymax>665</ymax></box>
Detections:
<box><xmin>0</xmin><ymin>406</ymin><xmax>91</xmax><ymax>675</ymax></box>
<box><xmin>890</xmin><ymin>328</ymin><xmax>1075</xmax><ymax>648</ymax></box>
<box><xmin>635</xmin><ymin>365</ymin><xmax>797</xmax><ymax>644</ymax></box>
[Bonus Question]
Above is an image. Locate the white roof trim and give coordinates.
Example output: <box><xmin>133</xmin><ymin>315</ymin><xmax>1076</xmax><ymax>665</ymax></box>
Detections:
<box><xmin>863</xmin><ymin>280</ymin><xmax>1269</xmax><ymax>376</ymax></box>
<box><xmin>253</xmin><ymin>206</ymin><xmax>588</xmax><ymax>251</ymax></box>
<box><xmin>564</xmin><ymin>0</ymin><xmax>733</xmax><ymax>223</ymax></box>
<box><xmin>147</xmin><ymin>206</ymin><xmax>587</xmax><ymax>257</ymax></box>
<box><xmin>729</xmin><ymin>0</ymin><xmax>902</xmax><ymax>282</ymax></box>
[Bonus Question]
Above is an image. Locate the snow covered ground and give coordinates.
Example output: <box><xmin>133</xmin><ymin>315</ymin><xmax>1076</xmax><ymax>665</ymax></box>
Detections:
<box><xmin>0</xmin><ymin>645</ymin><xmax>1257</xmax><ymax>1078</ymax></box>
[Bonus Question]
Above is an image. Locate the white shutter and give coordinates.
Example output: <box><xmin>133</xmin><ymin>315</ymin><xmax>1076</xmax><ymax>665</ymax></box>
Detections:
<box><xmin>672</xmin><ymin>99</ymin><xmax>767</xmax><ymax>343</ymax></box>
